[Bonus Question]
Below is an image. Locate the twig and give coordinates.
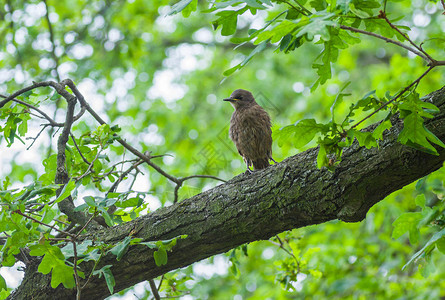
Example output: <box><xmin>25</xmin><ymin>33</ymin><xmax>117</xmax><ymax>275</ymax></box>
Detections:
<box><xmin>283</xmin><ymin>0</ymin><xmax>310</xmax><ymax>16</ymax></box>
<box><xmin>107</xmin><ymin>159</ymin><xmax>144</xmax><ymax>194</ymax></box>
<box><xmin>47</xmin><ymin>80</ymin><xmax>99</xmax><ymax>229</ymax></box>
<box><xmin>180</xmin><ymin>174</ymin><xmax>226</xmax><ymax>183</ymax></box>
<box><xmin>81</xmin><ymin>253</ymin><xmax>102</xmax><ymax>289</ymax></box>
<box><xmin>270</xmin><ymin>235</ymin><xmax>295</xmax><ymax>258</ymax></box>
<box><xmin>149</xmin><ymin>279</ymin><xmax>161</xmax><ymax>300</ymax></box>
<box><xmin>339</xmin><ymin>25</ymin><xmax>430</xmax><ymax>62</ymax></box>
<box><xmin>15</xmin><ymin>210</ymin><xmax>77</xmax><ymax>238</ymax></box>
<box><xmin>75</xmin><ymin>146</ymin><xmax>104</xmax><ymax>181</ymax></box>
<box><xmin>81</xmin><ymin>252</ymin><xmax>103</xmax><ymax>289</ymax></box>
<box><xmin>173</xmin><ymin>175</ymin><xmax>226</xmax><ymax>204</ymax></box>
<box><xmin>26</xmin><ymin>125</ymin><xmax>50</xmax><ymax>150</ymax></box>
<box><xmin>273</xmin><ymin>235</ymin><xmax>301</xmax><ymax>272</ymax></box>
<box><xmin>72</xmin><ymin>239</ymin><xmax>81</xmax><ymax>300</ymax></box>
<box><xmin>75</xmin><ymin>211</ymin><xmax>97</xmax><ymax>239</ymax></box>
<box><xmin>71</xmin><ymin>132</ymin><xmax>91</xmax><ymax>164</ymax></box>
<box><xmin>0</xmin><ymin>93</ymin><xmax>62</xmax><ymax>126</ymax></box>
<box><xmin>351</xmin><ymin>65</ymin><xmax>435</xmax><ymax>129</ymax></box>
<box><xmin>157</xmin><ymin>275</ymin><xmax>164</xmax><ymax>290</ymax></box>
<box><xmin>62</xmin><ymin>79</ymin><xmax>181</xmax><ymax>184</ymax></box>
<box><xmin>43</xmin><ymin>0</ymin><xmax>61</xmax><ymax>82</ymax></box>
<box><xmin>378</xmin><ymin>10</ymin><xmax>435</xmax><ymax>64</ymax></box>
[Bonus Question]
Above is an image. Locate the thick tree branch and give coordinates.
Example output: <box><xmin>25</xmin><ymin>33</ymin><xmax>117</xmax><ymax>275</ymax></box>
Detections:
<box><xmin>7</xmin><ymin>86</ymin><xmax>445</xmax><ymax>299</ymax></box>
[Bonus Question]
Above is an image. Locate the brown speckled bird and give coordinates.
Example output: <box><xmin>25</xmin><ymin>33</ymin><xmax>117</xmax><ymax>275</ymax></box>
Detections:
<box><xmin>224</xmin><ymin>89</ymin><xmax>276</xmax><ymax>173</ymax></box>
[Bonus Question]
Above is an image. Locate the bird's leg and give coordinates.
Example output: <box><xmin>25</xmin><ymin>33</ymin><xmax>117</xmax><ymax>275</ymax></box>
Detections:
<box><xmin>271</xmin><ymin>157</ymin><xmax>277</xmax><ymax>164</ymax></box>
<box><xmin>244</xmin><ymin>158</ymin><xmax>253</xmax><ymax>174</ymax></box>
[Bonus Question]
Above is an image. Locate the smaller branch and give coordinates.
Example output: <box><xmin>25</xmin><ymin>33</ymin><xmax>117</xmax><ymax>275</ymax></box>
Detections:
<box><xmin>71</xmin><ymin>133</ymin><xmax>91</xmax><ymax>165</ymax></box>
<box><xmin>270</xmin><ymin>236</ymin><xmax>295</xmax><ymax>258</ymax></box>
<box><xmin>43</xmin><ymin>0</ymin><xmax>61</xmax><ymax>82</ymax></box>
<box><xmin>72</xmin><ymin>105</ymin><xmax>87</xmax><ymax>123</ymax></box>
<box><xmin>157</xmin><ymin>275</ymin><xmax>164</xmax><ymax>291</ymax></box>
<box><xmin>173</xmin><ymin>183</ymin><xmax>182</xmax><ymax>204</ymax></box>
<box><xmin>81</xmin><ymin>252</ymin><xmax>103</xmax><ymax>289</ymax></box>
<box><xmin>339</xmin><ymin>25</ymin><xmax>429</xmax><ymax>62</ymax></box>
<box><xmin>283</xmin><ymin>1</ymin><xmax>309</xmax><ymax>16</ymax></box>
<box><xmin>149</xmin><ymin>279</ymin><xmax>161</xmax><ymax>300</ymax></box>
<box><xmin>81</xmin><ymin>253</ymin><xmax>102</xmax><ymax>289</ymax></box>
<box><xmin>0</xmin><ymin>93</ymin><xmax>62</xmax><ymax>126</ymax></box>
<box><xmin>292</xmin><ymin>0</ymin><xmax>312</xmax><ymax>15</ymax></box>
<box><xmin>48</xmin><ymin>237</ymin><xmax>71</xmax><ymax>242</ymax></box>
<box><xmin>75</xmin><ymin>211</ymin><xmax>97</xmax><ymax>239</ymax></box>
<box><xmin>26</xmin><ymin>125</ymin><xmax>50</xmax><ymax>150</ymax></box>
<box><xmin>128</xmin><ymin>167</ymin><xmax>141</xmax><ymax>190</ymax></box>
<box><xmin>107</xmin><ymin>159</ymin><xmax>144</xmax><ymax>194</ymax></box>
<box><xmin>274</xmin><ymin>235</ymin><xmax>301</xmax><ymax>272</ymax></box>
<box><xmin>72</xmin><ymin>239</ymin><xmax>81</xmax><ymax>300</ymax></box>
<box><xmin>15</xmin><ymin>210</ymin><xmax>77</xmax><ymax>238</ymax></box>
<box><xmin>351</xmin><ymin>65</ymin><xmax>435</xmax><ymax>129</ymax></box>
<box><xmin>173</xmin><ymin>175</ymin><xmax>226</xmax><ymax>204</ymax></box>
<box><xmin>75</xmin><ymin>146</ymin><xmax>104</xmax><ymax>181</ymax></box>
<box><xmin>378</xmin><ymin>10</ymin><xmax>435</xmax><ymax>63</ymax></box>
<box><xmin>180</xmin><ymin>174</ymin><xmax>227</xmax><ymax>183</ymax></box>
<box><xmin>62</xmin><ymin>79</ymin><xmax>180</xmax><ymax>184</ymax></box>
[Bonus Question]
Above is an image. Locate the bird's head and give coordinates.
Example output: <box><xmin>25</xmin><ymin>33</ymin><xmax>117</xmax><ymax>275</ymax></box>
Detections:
<box><xmin>223</xmin><ymin>89</ymin><xmax>256</xmax><ymax>109</ymax></box>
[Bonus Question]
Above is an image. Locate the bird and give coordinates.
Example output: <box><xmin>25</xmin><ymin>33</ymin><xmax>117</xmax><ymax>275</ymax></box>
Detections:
<box><xmin>223</xmin><ymin>89</ymin><xmax>276</xmax><ymax>173</ymax></box>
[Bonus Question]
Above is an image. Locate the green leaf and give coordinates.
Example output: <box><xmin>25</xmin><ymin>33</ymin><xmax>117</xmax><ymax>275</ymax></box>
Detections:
<box><xmin>223</xmin><ymin>64</ymin><xmax>241</xmax><ymax>76</ymax></box>
<box><xmin>50</xmin><ymin>263</ymin><xmax>76</xmax><ymax>289</ymax></box>
<box><xmin>154</xmin><ymin>246</ymin><xmax>168</xmax><ymax>266</ymax></box>
<box><xmin>349</xmin><ymin>3</ymin><xmax>371</xmax><ymax>18</ymax></box>
<box><xmin>212</xmin><ymin>7</ymin><xmax>248</xmax><ymax>36</ymax></box>
<box><xmin>372</xmin><ymin>120</ymin><xmax>392</xmax><ymax>140</ymax></box>
<box><xmin>274</xmin><ymin>119</ymin><xmax>324</xmax><ymax>149</ymax></box>
<box><xmin>392</xmin><ymin>212</ymin><xmax>423</xmax><ymax>242</ymax></box>
<box><xmin>351</xmin><ymin>130</ymin><xmax>377</xmax><ymax>149</ymax></box>
<box><xmin>415</xmin><ymin>194</ymin><xmax>426</xmax><ymax>208</ymax></box>
<box><xmin>398</xmin><ymin>112</ymin><xmax>445</xmax><ymax>155</ymax></box>
<box><xmin>223</xmin><ymin>41</ymin><xmax>267</xmax><ymax>76</ymax></box>
<box><xmin>403</xmin><ymin>227</ymin><xmax>445</xmax><ymax>270</ymax></box>
<box><xmin>330</xmin><ymin>81</ymin><xmax>351</xmax><ymax>122</ymax></box>
<box><xmin>0</xmin><ymin>274</ymin><xmax>6</xmax><ymax>292</ymax></box>
<box><xmin>436</xmin><ymin>237</ymin><xmax>445</xmax><ymax>254</ymax></box>
<box><xmin>168</xmin><ymin>0</ymin><xmax>193</xmax><ymax>16</ymax></box>
<box><xmin>97</xmin><ymin>206</ymin><xmax>114</xmax><ymax>226</ymax></box>
<box><xmin>296</xmin><ymin>12</ymin><xmax>337</xmax><ymax>40</ymax></box>
<box><xmin>29</xmin><ymin>242</ymin><xmax>75</xmax><ymax>289</ymax></box>
<box><xmin>17</xmin><ymin>114</ymin><xmax>30</xmax><ymax>136</ymax></box>
<box><xmin>83</xmin><ymin>196</ymin><xmax>97</xmax><ymax>207</ymax></box>
<box><xmin>110</xmin><ymin>236</ymin><xmax>131</xmax><ymax>261</ymax></box>
<box><xmin>309</xmin><ymin>0</ymin><xmax>327</xmax><ymax>11</ymax></box>
<box><xmin>312</xmin><ymin>40</ymin><xmax>338</xmax><ymax>90</ymax></box>
<box><xmin>41</xmin><ymin>207</ymin><xmax>57</xmax><ymax>224</ymax></box>
<box><xmin>254</xmin><ymin>20</ymin><xmax>298</xmax><ymax>45</ymax></box>
<box><xmin>55</xmin><ymin>180</ymin><xmax>76</xmax><ymax>203</ymax></box>
<box><xmin>317</xmin><ymin>143</ymin><xmax>328</xmax><ymax>168</ymax></box>
<box><xmin>93</xmin><ymin>265</ymin><xmax>115</xmax><ymax>294</ymax></box>
<box><xmin>115</xmin><ymin>197</ymin><xmax>143</xmax><ymax>208</ymax></box>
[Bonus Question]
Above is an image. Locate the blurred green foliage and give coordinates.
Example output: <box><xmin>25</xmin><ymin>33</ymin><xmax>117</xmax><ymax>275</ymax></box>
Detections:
<box><xmin>0</xmin><ymin>0</ymin><xmax>444</xmax><ymax>299</ymax></box>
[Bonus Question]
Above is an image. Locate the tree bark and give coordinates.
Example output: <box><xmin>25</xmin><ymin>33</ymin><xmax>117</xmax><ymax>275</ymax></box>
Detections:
<box><xmin>8</xmin><ymin>86</ymin><xmax>445</xmax><ymax>299</ymax></box>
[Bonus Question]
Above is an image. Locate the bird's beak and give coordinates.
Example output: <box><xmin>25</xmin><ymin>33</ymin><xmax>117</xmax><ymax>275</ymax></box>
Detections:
<box><xmin>223</xmin><ymin>98</ymin><xmax>238</xmax><ymax>102</ymax></box>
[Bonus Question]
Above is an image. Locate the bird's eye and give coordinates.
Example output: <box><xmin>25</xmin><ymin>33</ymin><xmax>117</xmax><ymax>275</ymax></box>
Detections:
<box><xmin>239</xmin><ymin>96</ymin><xmax>243</xmax><ymax>100</ymax></box>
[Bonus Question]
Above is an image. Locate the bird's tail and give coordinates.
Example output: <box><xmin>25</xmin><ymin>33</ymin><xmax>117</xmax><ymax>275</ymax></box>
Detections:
<box><xmin>252</xmin><ymin>158</ymin><xmax>270</xmax><ymax>170</ymax></box>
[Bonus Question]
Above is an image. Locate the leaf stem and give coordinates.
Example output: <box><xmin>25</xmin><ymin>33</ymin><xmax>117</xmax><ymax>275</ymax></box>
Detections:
<box><xmin>351</xmin><ymin>65</ymin><xmax>435</xmax><ymax>129</ymax></box>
